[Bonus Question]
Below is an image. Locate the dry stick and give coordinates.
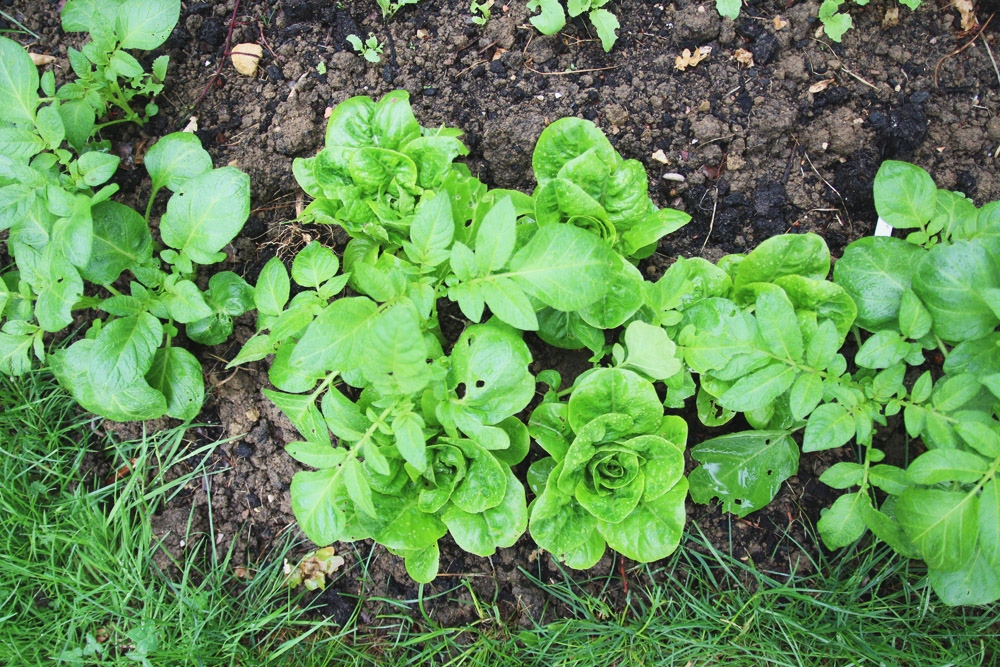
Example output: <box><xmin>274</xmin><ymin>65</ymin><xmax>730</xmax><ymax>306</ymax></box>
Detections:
<box><xmin>934</xmin><ymin>14</ymin><xmax>994</xmax><ymax>87</ymax></box>
<box><xmin>840</xmin><ymin>66</ymin><xmax>879</xmax><ymax>90</ymax></box>
<box><xmin>983</xmin><ymin>32</ymin><xmax>1000</xmax><ymax>91</ymax></box>
<box><xmin>699</xmin><ymin>188</ymin><xmax>718</xmax><ymax>255</ymax></box>
<box><xmin>801</xmin><ymin>149</ymin><xmax>851</xmax><ymax>228</ymax></box>
<box><xmin>192</xmin><ymin>0</ymin><xmax>242</xmax><ymax>111</ymax></box>
<box><xmin>525</xmin><ymin>64</ymin><xmax>619</xmax><ymax>76</ymax></box>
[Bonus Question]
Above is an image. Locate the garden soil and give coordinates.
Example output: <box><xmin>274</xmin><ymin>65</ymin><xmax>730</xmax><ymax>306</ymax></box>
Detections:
<box><xmin>6</xmin><ymin>0</ymin><xmax>999</xmax><ymax>628</ymax></box>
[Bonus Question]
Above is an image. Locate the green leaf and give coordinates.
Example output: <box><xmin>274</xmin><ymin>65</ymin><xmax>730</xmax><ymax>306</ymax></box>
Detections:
<box><xmin>832</xmin><ymin>236</ymin><xmax>923</xmax><ymax>331</ymax></box>
<box><xmin>403</xmin><ymin>544</ymin><xmax>440</xmax><ymax>583</ymax></box>
<box><xmin>0</xmin><ymin>36</ymin><xmax>39</xmax><ymax>126</ymax></box>
<box><xmin>955</xmin><ymin>422</ymin><xmax>1000</xmax><ymax>458</ymax></box>
<box><xmin>343</xmin><ymin>457</ymin><xmax>377</xmax><ymax>518</ymax></box>
<box><xmin>527</xmin><ymin>0</ymin><xmax>566</xmax><ymax>35</ymax></box>
<box><xmin>445</xmin><ymin>322</ymin><xmax>534</xmax><ymax>426</ymax></box>
<box><xmin>115</xmin><ymin>0</ymin><xmax>180</xmax><ymax>50</ymax></box>
<box><xmin>818</xmin><ymin>492</ymin><xmax>868</xmax><ymax>548</ymax></box>
<box><xmin>145</xmin><ymin>346</ymin><xmax>204</xmax><ymax>420</ymax></box>
<box><xmin>52</xmin><ymin>197</ymin><xmax>93</xmax><ymax>268</ymax></box>
<box><xmin>898</xmin><ymin>289</ymin><xmax>932</xmax><ymax>340</ymax></box>
<box><xmin>716</xmin><ymin>0</ymin><xmax>742</xmax><ymax>19</ymax></box>
<box><xmin>578</xmin><ymin>255</ymin><xmax>644</xmax><ymax>329</ymax></box>
<box><xmin>57</xmin><ymin>99</ymin><xmax>95</xmax><ymax>151</ymax></box>
<box><xmin>689</xmin><ymin>431</ymin><xmax>799</xmax><ymax>517</ymax></box>
<box><xmin>160</xmin><ymin>167</ymin><xmax>250</xmax><ymax>264</ymax></box>
<box><xmin>205</xmin><ymin>271</ymin><xmax>253</xmax><ymax>316</ymax></box>
<box><xmin>912</xmin><ymin>240</ymin><xmax>1000</xmax><ymax>343</ymax></box>
<box><xmin>733</xmin><ymin>233</ymin><xmax>830</xmax><ymax>290</ymax></box>
<box><xmin>898</xmin><ymin>487</ymin><xmax>979</xmax><ymax>571</ymax></box>
<box><xmin>36</xmin><ymin>247</ymin><xmax>83</xmax><ymax>333</ymax></box>
<box><xmin>819</xmin><ymin>462</ymin><xmax>865</xmax><ymax>489</ymax></box>
<box><xmin>719</xmin><ymin>364</ymin><xmax>796</xmax><ymax>412</ymax></box>
<box><xmin>755</xmin><ymin>289</ymin><xmax>804</xmax><ymax>361</ymax></box>
<box><xmin>404</xmin><ymin>192</ymin><xmax>453</xmax><ymax>267</ymax></box>
<box><xmin>443</xmin><ymin>468</ymin><xmax>528</xmax><ymax>557</ymax></box>
<box><xmin>508</xmin><ymin>224</ymin><xmax>615</xmax><ymax>312</ymax></box>
<box><xmin>803</xmin><ymin>403</ymin><xmax>855</xmax><ymax>452</ymax></box>
<box><xmin>480</xmin><ymin>278</ymin><xmax>538</xmax><ymax>330</ymax></box>
<box><xmin>928</xmin><ymin>545</ymin><xmax>1000</xmax><ymax>606</ymax></box>
<box><xmin>290</xmin><ymin>468</ymin><xmax>346</xmax><ymax>545</ymax></box>
<box><xmin>980</xmin><ymin>479</ymin><xmax>1000</xmax><ymax>570</ymax></box>
<box><xmin>932</xmin><ymin>373</ymin><xmax>982</xmax><ymax>412</ymax></box>
<box><xmin>788</xmin><ymin>373</ymin><xmax>824</xmax><ymax>420</ymax></box>
<box><xmin>35</xmin><ymin>103</ymin><xmax>65</xmax><ymax>150</ymax></box>
<box><xmin>144</xmin><ymin>132</ymin><xmax>213</xmax><ymax>193</ymax></box>
<box><xmin>359</xmin><ymin>304</ymin><xmax>429</xmax><ymax>395</ymax></box>
<box><xmin>392</xmin><ymin>412</ymin><xmax>427</xmax><ymax>473</ymax></box>
<box><xmin>873</xmin><ymin>161</ymin><xmax>936</xmax><ymax>229</ymax></box>
<box><xmin>263</xmin><ymin>389</ymin><xmax>330</xmax><ymax>446</ymax></box>
<box><xmin>254</xmin><ymin>256</ymin><xmax>290</xmax><ymax>318</ymax></box>
<box><xmin>290</xmin><ymin>297</ymin><xmax>378</xmax><ymax>374</ymax></box>
<box><xmin>0</xmin><ymin>128</ymin><xmax>45</xmax><ymax>159</ymax></box>
<box><xmin>285</xmin><ymin>440</ymin><xmax>346</xmax><ymax>469</ymax></box>
<box><xmin>80</xmin><ymin>201</ymin><xmax>152</xmax><ymax>285</ymax></box>
<box><xmin>165</xmin><ymin>279</ymin><xmax>212</xmax><ymax>323</ymax></box>
<box><xmin>855</xmin><ymin>330</ymin><xmax>909</xmax><ymax>369</ymax></box>
<box><xmin>0</xmin><ymin>332</ymin><xmax>34</xmax><ymax>376</ymax></box>
<box><xmin>869</xmin><ymin>465</ymin><xmax>909</xmax><ymax>495</ymax></box>
<box><xmin>567</xmin><ymin>368</ymin><xmax>662</xmax><ymax>436</ymax></box>
<box><xmin>292</xmin><ymin>241</ymin><xmax>339</xmax><ymax>288</ymax></box>
<box><xmin>320</xmin><ymin>388</ymin><xmax>370</xmax><ymax>442</ymax></box>
<box><xmin>50</xmin><ymin>314</ymin><xmax>168</xmax><ymax>421</ymax></box>
<box><xmin>615</xmin><ymin>321</ymin><xmax>681</xmax><ymax>381</ymax></box>
<box><xmin>820</xmin><ymin>10</ymin><xmax>851</xmax><ymax>41</ymax></box>
<box><xmin>108</xmin><ymin>49</ymin><xmax>143</xmax><ymax>78</ymax></box>
<box><xmin>529</xmin><ymin>402</ymin><xmax>572</xmax><ymax>461</ymax></box>
<box><xmin>598</xmin><ymin>478</ymin><xmax>687</xmax><ymax>562</ymax></box>
<box><xmin>529</xmin><ymin>468</ymin><xmax>600</xmax><ymax>558</ymax></box>
<box><xmin>475</xmin><ymin>195</ymin><xmax>516</xmax><ymax>273</ymax></box>
<box><xmin>906</xmin><ymin>450</ymin><xmax>989</xmax><ymax>485</ymax></box>
<box><xmin>588</xmin><ymin>8</ymin><xmax>619</xmax><ymax>52</ymax></box>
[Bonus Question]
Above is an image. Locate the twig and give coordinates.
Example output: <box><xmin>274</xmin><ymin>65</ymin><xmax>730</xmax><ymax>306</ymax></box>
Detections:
<box><xmin>700</xmin><ymin>188</ymin><xmax>718</xmax><ymax>255</ymax></box>
<box><xmin>801</xmin><ymin>150</ymin><xmax>850</xmax><ymax>227</ymax></box>
<box><xmin>525</xmin><ymin>64</ymin><xmax>619</xmax><ymax>76</ymax></box>
<box><xmin>983</xmin><ymin>31</ymin><xmax>1000</xmax><ymax>92</ymax></box>
<box><xmin>934</xmin><ymin>14</ymin><xmax>994</xmax><ymax>87</ymax></box>
<box><xmin>192</xmin><ymin>0</ymin><xmax>242</xmax><ymax>111</ymax></box>
<box><xmin>840</xmin><ymin>66</ymin><xmax>879</xmax><ymax>90</ymax></box>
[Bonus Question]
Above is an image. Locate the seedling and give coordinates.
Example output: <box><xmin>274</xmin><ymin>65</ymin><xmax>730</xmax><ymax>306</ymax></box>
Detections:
<box><xmin>346</xmin><ymin>33</ymin><xmax>384</xmax><ymax>63</ymax></box>
<box><xmin>527</xmin><ymin>0</ymin><xmax>620</xmax><ymax>52</ymax></box>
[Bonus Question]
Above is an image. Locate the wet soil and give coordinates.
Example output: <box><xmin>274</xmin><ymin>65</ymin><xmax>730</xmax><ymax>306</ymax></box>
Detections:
<box><xmin>5</xmin><ymin>0</ymin><xmax>999</xmax><ymax>628</ymax></box>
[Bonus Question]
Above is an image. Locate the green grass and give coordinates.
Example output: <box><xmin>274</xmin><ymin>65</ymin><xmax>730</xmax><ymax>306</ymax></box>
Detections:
<box><xmin>0</xmin><ymin>368</ymin><xmax>346</xmax><ymax>666</ymax></box>
<box><xmin>1</xmin><ymin>367</ymin><xmax>997</xmax><ymax>666</ymax></box>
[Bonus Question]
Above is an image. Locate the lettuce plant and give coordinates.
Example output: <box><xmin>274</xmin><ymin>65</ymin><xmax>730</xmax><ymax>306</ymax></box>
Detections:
<box><xmin>527</xmin><ymin>0</ymin><xmax>620</xmax><ymax>52</ymax></box>
<box><xmin>0</xmin><ymin>32</ymin><xmax>252</xmax><ymax>422</ymax></box>
<box><xmin>233</xmin><ymin>91</ymin><xmax>692</xmax><ymax>581</ymax></box>
<box><xmin>528</xmin><ymin>366</ymin><xmax>687</xmax><ymax>568</ymax></box>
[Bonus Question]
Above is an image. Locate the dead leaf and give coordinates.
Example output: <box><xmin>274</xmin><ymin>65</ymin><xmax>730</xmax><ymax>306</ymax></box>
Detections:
<box><xmin>882</xmin><ymin>7</ymin><xmax>900</xmax><ymax>28</ymax></box>
<box><xmin>182</xmin><ymin>116</ymin><xmax>199</xmax><ymax>133</ymax></box>
<box><xmin>954</xmin><ymin>0</ymin><xmax>978</xmax><ymax>31</ymax></box>
<box><xmin>284</xmin><ymin>547</ymin><xmax>345</xmax><ymax>591</ymax></box>
<box><xmin>675</xmin><ymin>46</ymin><xmax>711</xmax><ymax>71</ymax></box>
<box><xmin>733</xmin><ymin>48</ymin><xmax>754</xmax><ymax>68</ymax></box>
<box><xmin>492</xmin><ymin>47</ymin><xmax>507</xmax><ymax>61</ymax></box>
<box><xmin>808</xmin><ymin>78</ymin><xmax>835</xmax><ymax>93</ymax></box>
<box><xmin>416</xmin><ymin>28</ymin><xmax>430</xmax><ymax>39</ymax></box>
<box><xmin>29</xmin><ymin>53</ymin><xmax>56</xmax><ymax>66</ymax></box>
<box><xmin>773</xmin><ymin>15</ymin><xmax>789</xmax><ymax>31</ymax></box>
<box><xmin>651</xmin><ymin>149</ymin><xmax>669</xmax><ymax>164</ymax></box>
<box><xmin>231</xmin><ymin>43</ymin><xmax>263</xmax><ymax>76</ymax></box>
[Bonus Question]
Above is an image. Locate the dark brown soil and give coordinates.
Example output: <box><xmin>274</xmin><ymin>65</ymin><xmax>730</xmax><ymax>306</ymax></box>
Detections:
<box><xmin>6</xmin><ymin>0</ymin><xmax>999</xmax><ymax>627</ymax></box>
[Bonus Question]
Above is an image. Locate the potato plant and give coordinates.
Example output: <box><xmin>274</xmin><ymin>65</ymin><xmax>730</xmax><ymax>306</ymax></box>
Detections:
<box><xmin>0</xmin><ymin>3</ymin><xmax>254</xmax><ymax>422</ymax></box>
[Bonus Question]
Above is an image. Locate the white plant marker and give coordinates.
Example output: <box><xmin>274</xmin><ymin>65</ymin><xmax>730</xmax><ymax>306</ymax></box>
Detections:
<box><xmin>874</xmin><ymin>217</ymin><xmax>893</xmax><ymax>237</ymax></box>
